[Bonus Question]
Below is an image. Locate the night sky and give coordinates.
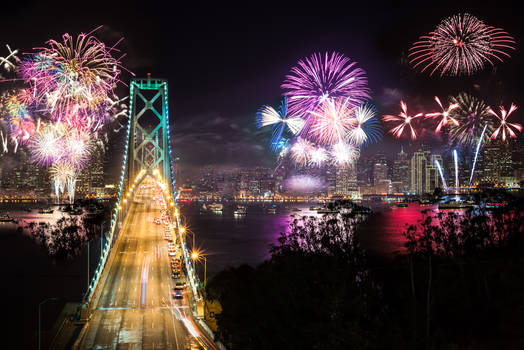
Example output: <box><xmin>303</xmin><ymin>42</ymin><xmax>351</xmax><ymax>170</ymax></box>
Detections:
<box><xmin>1</xmin><ymin>1</ymin><xmax>523</xmax><ymax>179</ymax></box>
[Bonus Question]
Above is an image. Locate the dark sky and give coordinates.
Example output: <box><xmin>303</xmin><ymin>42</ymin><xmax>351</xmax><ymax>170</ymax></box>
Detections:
<box><xmin>1</xmin><ymin>1</ymin><xmax>523</xmax><ymax>178</ymax></box>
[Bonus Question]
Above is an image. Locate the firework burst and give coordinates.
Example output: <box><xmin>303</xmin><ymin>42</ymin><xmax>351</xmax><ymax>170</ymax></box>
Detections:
<box><xmin>290</xmin><ymin>138</ymin><xmax>313</xmax><ymax>166</ymax></box>
<box><xmin>409</xmin><ymin>13</ymin><xmax>516</xmax><ymax>76</ymax></box>
<box><xmin>63</xmin><ymin>128</ymin><xmax>95</xmax><ymax>168</ymax></box>
<box><xmin>488</xmin><ymin>103</ymin><xmax>521</xmax><ymax>142</ymax></box>
<box><xmin>348</xmin><ymin>102</ymin><xmax>382</xmax><ymax>146</ymax></box>
<box><xmin>425</xmin><ymin>96</ymin><xmax>460</xmax><ymax>133</ymax></box>
<box><xmin>331</xmin><ymin>141</ymin><xmax>359</xmax><ymax>166</ymax></box>
<box><xmin>50</xmin><ymin>161</ymin><xmax>78</xmax><ymax>202</ymax></box>
<box><xmin>20</xmin><ymin>28</ymin><xmax>125</xmax><ymax>123</ymax></box>
<box><xmin>256</xmin><ymin>97</ymin><xmax>304</xmax><ymax>151</ymax></box>
<box><xmin>448</xmin><ymin>93</ymin><xmax>494</xmax><ymax>148</ymax></box>
<box><xmin>29</xmin><ymin>123</ymin><xmax>65</xmax><ymax>166</ymax></box>
<box><xmin>1</xmin><ymin>91</ymin><xmax>36</xmax><ymax>147</ymax></box>
<box><xmin>309</xmin><ymin>146</ymin><xmax>328</xmax><ymax>167</ymax></box>
<box><xmin>282</xmin><ymin>52</ymin><xmax>370</xmax><ymax>118</ymax></box>
<box><xmin>307</xmin><ymin>97</ymin><xmax>356</xmax><ymax>145</ymax></box>
<box><xmin>382</xmin><ymin>100</ymin><xmax>423</xmax><ymax>139</ymax></box>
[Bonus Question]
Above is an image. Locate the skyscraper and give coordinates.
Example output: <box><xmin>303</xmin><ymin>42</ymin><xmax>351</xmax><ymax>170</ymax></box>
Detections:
<box><xmin>373</xmin><ymin>162</ymin><xmax>389</xmax><ymax>194</ymax></box>
<box><xmin>393</xmin><ymin>147</ymin><xmax>410</xmax><ymax>193</ymax></box>
<box><xmin>482</xmin><ymin>140</ymin><xmax>516</xmax><ymax>186</ymax></box>
<box><xmin>410</xmin><ymin>147</ymin><xmax>441</xmax><ymax>195</ymax></box>
<box><xmin>335</xmin><ymin>161</ymin><xmax>358</xmax><ymax>197</ymax></box>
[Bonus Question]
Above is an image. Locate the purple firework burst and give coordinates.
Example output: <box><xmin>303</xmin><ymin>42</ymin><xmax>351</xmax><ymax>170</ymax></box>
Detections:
<box><xmin>281</xmin><ymin>52</ymin><xmax>370</xmax><ymax>120</ymax></box>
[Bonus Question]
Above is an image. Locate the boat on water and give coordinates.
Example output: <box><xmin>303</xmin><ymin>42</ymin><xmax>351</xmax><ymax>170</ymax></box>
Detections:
<box><xmin>38</xmin><ymin>208</ymin><xmax>54</xmax><ymax>214</ymax></box>
<box><xmin>438</xmin><ymin>201</ymin><xmax>473</xmax><ymax>209</ymax></box>
<box><xmin>208</xmin><ymin>203</ymin><xmax>223</xmax><ymax>213</ymax></box>
<box><xmin>267</xmin><ymin>208</ymin><xmax>276</xmax><ymax>214</ymax></box>
<box><xmin>291</xmin><ymin>208</ymin><xmax>301</xmax><ymax>212</ymax></box>
<box><xmin>234</xmin><ymin>205</ymin><xmax>247</xmax><ymax>216</ymax></box>
<box><xmin>396</xmin><ymin>202</ymin><xmax>408</xmax><ymax>207</ymax></box>
<box><xmin>485</xmin><ymin>201</ymin><xmax>504</xmax><ymax>209</ymax></box>
<box><xmin>317</xmin><ymin>208</ymin><xmax>339</xmax><ymax>214</ymax></box>
<box><xmin>0</xmin><ymin>213</ymin><xmax>15</xmax><ymax>222</ymax></box>
<box><xmin>70</xmin><ymin>208</ymin><xmax>83</xmax><ymax>215</ymax></box>
<box><xmin>309</xmin><ymin>206</ymin><xmax>322</xmax><ymax>211</ymax></box>
<box><xmin>419</xmin><ymin>200</ymin><xmax>431</xmax><ymax>206</ymax></box>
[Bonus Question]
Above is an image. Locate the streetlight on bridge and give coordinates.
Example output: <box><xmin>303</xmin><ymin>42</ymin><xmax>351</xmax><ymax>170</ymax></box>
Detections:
<box><xmin>191</xmin><ymin>250</ymin><xmax>207</xmax><ymax>290</ymax></box>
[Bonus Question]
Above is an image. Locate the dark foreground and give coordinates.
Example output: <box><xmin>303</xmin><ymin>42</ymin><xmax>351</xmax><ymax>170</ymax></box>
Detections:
<box><xmin>207</xmin><ymin>200</ymin><xmax>524</xmax><ymax>349</ymax></box>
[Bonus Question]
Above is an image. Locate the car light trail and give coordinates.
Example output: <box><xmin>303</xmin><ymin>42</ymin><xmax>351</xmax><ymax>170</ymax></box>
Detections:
<box><xmin>140</xmin><ymin>256</ymin><xmax>150</xmax><ymax>307</ymax></box>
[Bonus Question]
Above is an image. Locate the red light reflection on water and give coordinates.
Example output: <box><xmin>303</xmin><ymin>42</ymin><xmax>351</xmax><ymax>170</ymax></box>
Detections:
<box><xmin>357</xmin><ymin>203</ymin><xmax>441</xmax><ymax>255</ymax></box>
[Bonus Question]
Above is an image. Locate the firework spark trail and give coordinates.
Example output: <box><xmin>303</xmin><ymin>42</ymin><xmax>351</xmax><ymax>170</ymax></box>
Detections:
<box><xmin>67</xmin><ymin>176</ymin><xmax>77</xmax><ymax>203</ymax></box>
<box><xmin>307</xmin><ymin>97</ymin><xmax>355</xmax><ymax>146</ymax></box>
<box><xmin>0</xmin><ymin>131</ymin><xmax>8</xmax><ymax>153</ymax></box>
<box><xmin>434</xmin><ymin>159</ymin><xmax>448</xmax><ymax>191</ymax></box>
<box><xmin>348</xmin><ymin>102</ymin><xmax>382</xmax><ymax>146</ymax></box>
<box><xmin>282</xmin><ymin>52</ymin><xmax>370</xmax><ymax>121</ymax></box>
<box><xmin>469</xmin><ymin>124</ymin><xmax>488</xmax><ymax>186</ymax></box>
<box><xmin>106</xmin><ymin>95</ymin><xmax>129</xmax><ymax>119</ymax></box>
<box><xmin>256</xmin><ymin>97</ymin><xmax>304</xmax><ymax>151</ymax></box>
<box><xmin>488</xmin><ymin>103</ymin><xmax>521</xmax><ymax>142</ymax></box>
<box><xmin>50</xmin><ymin>161</ymin><xmax>77</xmax><ymax>203</ymax></box>
<box><xmin>409</xmin><ymin>13</ymin><xmax>516</xmax><ymax>76</ymax></box>
<box><xmin>425</xmin><ymin>96</ymin><xmax>460</xmax><ymax>133</ymax></box>
<box><xmin>382</xmin><ymin>100</ymin><xmax>423</xmax><ymax>139</ymax></box>
<box><xmin>0</xmin><ymin>44</ymin><xmax>20</xmax><ymax>74</ymax></box>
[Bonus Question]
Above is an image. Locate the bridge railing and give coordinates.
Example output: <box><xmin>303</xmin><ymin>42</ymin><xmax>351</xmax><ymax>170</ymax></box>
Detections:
<box><xmin>81</xmin><ymin>114</ymin><xmax>135</xmax><ymax>307</ymax></box>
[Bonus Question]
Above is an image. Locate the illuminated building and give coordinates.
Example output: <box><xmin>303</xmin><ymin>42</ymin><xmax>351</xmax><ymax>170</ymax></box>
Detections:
<box><xmin>410</xmin><ymin>147</ymin><xmax>441</xmax><ymax>195</ymax></box>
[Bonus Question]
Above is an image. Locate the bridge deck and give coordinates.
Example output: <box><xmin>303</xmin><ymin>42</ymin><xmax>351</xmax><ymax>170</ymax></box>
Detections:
<box><xmin>78</xmin><ymin>179</ymin><xmax>200</xmax><ymax>349</ymax></box>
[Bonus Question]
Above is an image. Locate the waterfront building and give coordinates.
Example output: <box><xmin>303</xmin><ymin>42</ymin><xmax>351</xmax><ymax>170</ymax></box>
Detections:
<box><xmin>373</xmin><ymin>162</ymin><xmax>389</xmax><ymax>194</ymax></box>
<box><xmin>393</xmin><ymin>147</ymin><xmax>410</xmax><ymax>193</ymax></box>
<box><xmin>410</xmin><ymin>147</ymin><xmax>441</xmax><ymax>195</ymax></box>
<box><xmin>334</xmin><ymin>161</ymin><xmax>359</xmax><ymax>197</ymax></box>
<box><xmin>76</xmin><ymin>147</ymin><xmax>106</xmax><ymax>197</ymax></box>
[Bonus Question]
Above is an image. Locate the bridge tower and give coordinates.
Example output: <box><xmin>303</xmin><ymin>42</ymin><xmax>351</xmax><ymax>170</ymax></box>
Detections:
<box><xmin>83</xmin><ymin>77</ymin><xmax>175</xmax><ymax>305</ymax></box>
<box><xmin>126</xmin><ymin>76</ymin><xmax>174</xmax><ymax>188</ymax></box>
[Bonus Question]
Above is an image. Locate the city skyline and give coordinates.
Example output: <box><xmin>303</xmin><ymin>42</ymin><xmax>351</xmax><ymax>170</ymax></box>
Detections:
<box><xmin>1</xmin><ymin>3</ymin><xmax>524</xmax><ymax>349</ymax></box>
<box><xmin>1</xmin><ymin>2</ymin><xmax>523</xmax><ymax>174</ymax></box>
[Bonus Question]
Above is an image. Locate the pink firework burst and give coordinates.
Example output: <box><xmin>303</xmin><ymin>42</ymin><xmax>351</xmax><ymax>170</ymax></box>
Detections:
<box><xmin>281</xmin><ymin>52</ymin><xmax>369</xmax><ymax>119</ymax></box>
<box><xmin>488</xmin><ymin>103</ymin><xmax>521</xmax><ymax>142</ymax></box>
<box><xmin>409</xmin><ymin>13</ymin><xmax>516</xmax><ymax>76</ymax></box>
<box><xmin>382</xmin><ymin>101</ymin><xmax>423</xmax><ymax>139</ymax></box>
<box><xmin>425</xmin><ymin>96</ymin><xmax>460</xmax><ymax>133</ymax></box>
<box><xmin>307</xmin><ymin>97</ymin><xmax>356</xmax><ymax>146</ymax></box>
<box><xmin>19</xmin><ymin>28</ymin><xmax>125</xmax><ymax>123</ymax></box>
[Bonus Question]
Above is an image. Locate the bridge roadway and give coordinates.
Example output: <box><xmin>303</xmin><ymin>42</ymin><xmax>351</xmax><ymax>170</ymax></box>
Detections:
<box><xmin>78</xmin><ymin>178</ymin><xmax>200</xmax><ymax>349</ymax></box>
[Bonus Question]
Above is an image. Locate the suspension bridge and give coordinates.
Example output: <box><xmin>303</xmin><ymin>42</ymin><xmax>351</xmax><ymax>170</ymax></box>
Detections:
<box><xmin>63</xmin><ymin>77</ymin><xmax>219</xmax><ymax>350</ymax></box>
